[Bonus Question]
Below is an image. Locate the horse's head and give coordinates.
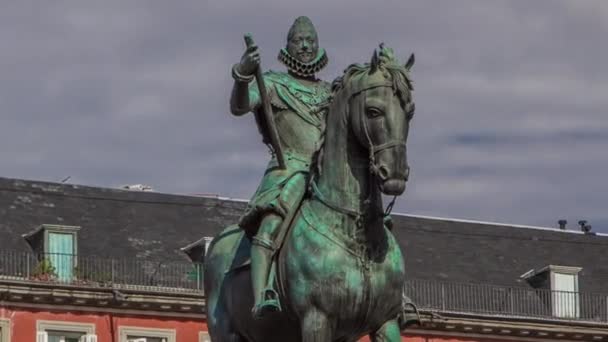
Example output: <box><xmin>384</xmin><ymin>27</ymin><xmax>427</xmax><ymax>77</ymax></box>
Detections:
<box><xmin>334</xmin><ymin>44</ymin><xmax>415</xmax><ymax>196</ymax></box>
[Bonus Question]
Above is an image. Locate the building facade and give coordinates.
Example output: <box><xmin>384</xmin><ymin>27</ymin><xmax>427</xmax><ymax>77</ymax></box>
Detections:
<box><xmin>1</xmin><ymin>177</ymin><xmax>607</xmax><ymax>341</ymax></box>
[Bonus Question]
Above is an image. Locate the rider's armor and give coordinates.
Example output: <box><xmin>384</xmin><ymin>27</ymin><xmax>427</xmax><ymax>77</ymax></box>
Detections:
<box><xmin>239</xmin><ymin>70</ymin><xmax>331</xmax><ymax>236</ymax></box>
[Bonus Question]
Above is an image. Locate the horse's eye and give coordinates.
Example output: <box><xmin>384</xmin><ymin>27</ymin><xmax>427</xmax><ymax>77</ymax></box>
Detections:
<box><xmin>366</xmin><ymin>107</ymin><xmax>383</xmax><ymax>119</ymax></box>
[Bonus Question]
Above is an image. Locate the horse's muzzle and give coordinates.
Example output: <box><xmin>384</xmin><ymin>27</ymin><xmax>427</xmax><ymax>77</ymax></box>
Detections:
<box><xmin>380</xmin><ymin>178</ymin><xmax>406</xmax><ymax>196</ymax></box>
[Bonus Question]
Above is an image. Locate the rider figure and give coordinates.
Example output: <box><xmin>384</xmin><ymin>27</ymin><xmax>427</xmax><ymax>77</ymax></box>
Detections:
<box><xmin>229</xmin><ymin>16</ymin><xmax>331</xmax><ymax>318</ymax></box>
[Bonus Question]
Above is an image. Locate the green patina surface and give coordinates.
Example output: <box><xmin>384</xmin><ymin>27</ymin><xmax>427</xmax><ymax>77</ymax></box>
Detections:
<box><xmin>238</xmin><ymin>70</ymin><xmax>331</xmax><ymax>234</ymax></box>
<box><xmin>205</xmin><ymin>16</ymin><xmax>416</xmax><ymax>342</ymax></box>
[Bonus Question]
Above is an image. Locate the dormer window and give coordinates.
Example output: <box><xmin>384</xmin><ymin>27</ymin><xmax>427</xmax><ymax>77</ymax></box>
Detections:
<box><xmin>180</xmin><ymin>236</ymin><xmax>213</xmax><ymax>291</ymax></box>
<box><xmin>551</xmin><ymin>266</ymin><xmax>581</xmax><ymax>318</ymax></box>
<box><xmin>521</xmin><ymin>265</ymin><xmax>582</xmax><ymax>318</ymax></box>
<box><xmin>180</xmin><ymin>236</ymin><xmax>214</xmax><ymax>264</ymax></box>
<box><xmin>23</xmin><ymin>224</ymin><xmax>81</xmax><ymax>282</ymax></box>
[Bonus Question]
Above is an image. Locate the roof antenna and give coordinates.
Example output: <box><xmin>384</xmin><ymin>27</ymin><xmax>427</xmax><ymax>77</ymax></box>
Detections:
<box><xmin>61</xmin><ymin>176</ymin><xmax>71</xmax><ymax>183</ymax></box>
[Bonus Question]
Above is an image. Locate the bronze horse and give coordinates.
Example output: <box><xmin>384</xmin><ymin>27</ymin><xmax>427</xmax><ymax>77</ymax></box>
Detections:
<box><xmin>205</xmin><ymin>45</ymin><xmax>415</xmax><ymax>342</ymax></box>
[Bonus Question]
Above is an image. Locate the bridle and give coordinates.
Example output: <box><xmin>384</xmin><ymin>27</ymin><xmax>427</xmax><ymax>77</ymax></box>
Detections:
<box><xmin>311</xmin><ymin>77</ymin><xmax>410</xmax><ymax>224</ymax></box>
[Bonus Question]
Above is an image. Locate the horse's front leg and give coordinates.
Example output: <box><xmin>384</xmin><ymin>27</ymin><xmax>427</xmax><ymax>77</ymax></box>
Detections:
<box><xmin>301</xmin><ymin>308</ymin><xmax>333</xmax><ymax>342</ymax></box>
<box><xmin>370</xmin><ymin>319</ymin><xmax>401</xmax><ymax>342</ymax></box>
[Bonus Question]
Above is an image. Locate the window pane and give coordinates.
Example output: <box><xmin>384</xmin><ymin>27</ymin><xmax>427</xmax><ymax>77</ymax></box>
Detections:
<box><xmin>554</xmin><ymin>273</ymin><xmax>576</xmax><ymax>292</ymax></box>
<box><xmin>127</xmin><ymin>337</ymin><xmax>167</xmax><ymax>342</ymax></box>
<box><xmin>48</xmin><ymin>232</ymin><xmax>74</xmax><ymax>281</ymax></box>
<box><xmin>553</xmin><ymin>272</ymin><xmax>579</xmax><ymax>318</ymax></box>
<box><xmin>48</xmin><ymin>330</ymin><xmax>84</xmax><ymax>342</ymax></box>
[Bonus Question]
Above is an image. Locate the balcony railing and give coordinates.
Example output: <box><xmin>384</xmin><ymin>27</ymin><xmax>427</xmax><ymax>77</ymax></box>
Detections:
<box><xmin>0</xmin><ymin>250</ymin><xmax>203</xmax><ymax>293</ymax></box>
<box><xmin>405</xmin><ymin>279</ymin><xmax>608</xmax><ymax>323</ymax></box>
<box><xmin>2</xmin><ymin>250</ymin><xmax>606</xmax><ymax>323</ymax></box>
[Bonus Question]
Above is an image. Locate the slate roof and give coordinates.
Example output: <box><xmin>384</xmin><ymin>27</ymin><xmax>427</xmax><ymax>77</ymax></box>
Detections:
<box><xmin>394</xmin><ymin>214</ymin><xmax>608</xmax><ymax>294</ymax></box>
<box><xmin>1</xmin><ymin>176</ymin><xmax>607</xmax><ymax>294</ymax></box>
<box><xmin>0</xmin><ymin>176</ymin><xmax>245</xmax><ymax>263</ymax></box>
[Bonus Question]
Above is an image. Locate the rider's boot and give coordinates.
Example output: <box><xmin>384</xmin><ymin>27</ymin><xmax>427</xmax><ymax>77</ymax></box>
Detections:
<box><xmin>250</xmin><ymin>217</ymin><xmax>282</xmax><ymax>318</ymax></box>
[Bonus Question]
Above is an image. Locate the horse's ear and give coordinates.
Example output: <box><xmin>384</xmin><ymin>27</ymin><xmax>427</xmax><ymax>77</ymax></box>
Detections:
<box><xmin>370</xmin><ymin>50</ymin><xmax>379</xmax><ymax>74</ymax></box>
<box><xmin>405</xmin><ymin>53</ymin><xmax>415</xmax><ymax>71</ymax></box>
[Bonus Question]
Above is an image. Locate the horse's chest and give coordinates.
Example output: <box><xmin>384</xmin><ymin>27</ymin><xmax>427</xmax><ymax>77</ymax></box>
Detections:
<box><xmin>341</xmin><ymin>262</ymin><xmax>403</xmax><ymax>311</ymax></box>
<box><xmin>284</xmin><ymin>212</ymin><xmax>405</xmax><ymax>325</ymax></box>
<box><xmin>289</xmin><ymin>245</ymin><xmax>404</xmax><ymax>317</ymax></box>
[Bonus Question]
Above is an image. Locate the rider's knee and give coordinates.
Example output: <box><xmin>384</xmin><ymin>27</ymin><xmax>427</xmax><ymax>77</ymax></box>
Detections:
<box><xmin>259</xmin><ymin>214</ymin><xmax>283</xmax><ymax>240</ymax></box>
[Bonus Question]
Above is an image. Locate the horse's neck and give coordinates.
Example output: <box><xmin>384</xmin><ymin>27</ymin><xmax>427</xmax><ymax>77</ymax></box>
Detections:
<box><xmin>317</xmin><ymin>133</ymin><xmax>367</xmax><ymax>210</ymax></box>
<box><xmin>315</xmin><ymin>113</ymin><xmax>383</xmax><ymax>231</ymax></box>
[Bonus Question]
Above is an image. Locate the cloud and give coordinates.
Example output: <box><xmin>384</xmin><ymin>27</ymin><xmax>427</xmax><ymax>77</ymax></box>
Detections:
<box><xmin>0</xmin><ymin>0</ymin><xmax>607</xmax><ymax>232</ymax></box>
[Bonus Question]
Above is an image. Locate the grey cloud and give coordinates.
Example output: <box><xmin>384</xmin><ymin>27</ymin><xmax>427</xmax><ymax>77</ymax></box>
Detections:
<box><xmin>449</xmin><ymin>129</ymin><xmax>608</xmax><ymax>147</ymax></box>
<box><xmin>1</xmin><ymin>0</ymin><xmax>607</xmax><ymax>232</ymax></box>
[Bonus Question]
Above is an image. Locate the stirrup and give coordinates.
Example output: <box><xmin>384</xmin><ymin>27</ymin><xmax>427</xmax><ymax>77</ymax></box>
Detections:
<box><xmin>262</xmin><ymin>287</ymin><xmax>282</xmax><ymax>311</ymax></box>
<box><xmin>252</xmin><ymin>288</ymin><xmax>282</xmax><ymax>319</ymax></box>
<box><xmin>399</xmin><ymin>302</ymin><xmax>421</xmax><ymax>329</ymax></box>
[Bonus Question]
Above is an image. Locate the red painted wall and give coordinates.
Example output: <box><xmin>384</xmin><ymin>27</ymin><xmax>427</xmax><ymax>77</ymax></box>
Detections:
<box><xmin>0</xmin><ymin>307</ymin><xmax>206</xmax><ymax>342</ymax></box>
<box><xmin>0</xmin><ymin>308</ymin><xmax>517</xmax><ymax>342</ymax></box>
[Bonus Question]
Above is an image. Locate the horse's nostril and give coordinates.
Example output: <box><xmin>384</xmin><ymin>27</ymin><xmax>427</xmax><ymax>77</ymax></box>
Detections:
<box><xmin>378</xmin><ymin>165</ymin><xmax>389</xmax><ymax>180</ymax></box>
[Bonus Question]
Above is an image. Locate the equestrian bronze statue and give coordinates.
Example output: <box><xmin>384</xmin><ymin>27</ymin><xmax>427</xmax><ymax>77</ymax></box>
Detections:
<box><xmin>229</xmin><ymin>16</ymin><xmax>331</xmax><ymax>319</ymax></box>
<box><xmin>204</xmin><ymin>27</ymin><xmax>416</xmax><ymax>340</ymax></box>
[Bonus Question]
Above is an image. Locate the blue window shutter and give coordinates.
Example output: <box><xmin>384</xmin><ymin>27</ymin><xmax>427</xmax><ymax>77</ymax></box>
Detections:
<box><xmin>48</xmin><ymin>232</ymin><xmax>74</xmax><ymax>281</ymax></box>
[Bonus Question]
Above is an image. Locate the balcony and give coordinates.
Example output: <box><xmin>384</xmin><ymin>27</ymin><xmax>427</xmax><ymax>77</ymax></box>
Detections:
<box><xmin>2</xmin><ymin>250</ymin><xmax>607</xmax><ymax>324</ymax></box>
<box><xmin>405</xmin><ymin>278</ymin><xmax>608</xmax><ymax>324</ymax></box>
<box><xmin>0</xmin><ymin>250</ymin><xmax>203</xmax><ymax>294</ymax></box>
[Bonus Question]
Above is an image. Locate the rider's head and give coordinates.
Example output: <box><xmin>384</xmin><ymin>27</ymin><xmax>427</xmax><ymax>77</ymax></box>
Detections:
<box><xmin>287</xmin><ymin>16</ymin><xmax>319</xmax><ymax>64</ymax></box>
<box><xmin>279</xmin><ymin>16</ymin><xmax>328</xmax><ymax>78</ymax></box>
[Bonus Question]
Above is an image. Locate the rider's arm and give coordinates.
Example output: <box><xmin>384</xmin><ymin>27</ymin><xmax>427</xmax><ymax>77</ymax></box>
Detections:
<box><xmin>229</xmin><ymin>66</ymin><xmax>261</xmax><ymax>116</ymax></box>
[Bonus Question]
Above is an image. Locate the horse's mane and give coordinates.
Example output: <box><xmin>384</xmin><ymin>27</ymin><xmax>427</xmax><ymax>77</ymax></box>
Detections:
<box><xmin>333</xmin><ymin>45</ymin><xmax>414</xmax><ymax>106</ymax></box>
<box><xmin>310</xmin><ymin>44</ymin><xmax>415</xmax><ymax>181</ymax></box>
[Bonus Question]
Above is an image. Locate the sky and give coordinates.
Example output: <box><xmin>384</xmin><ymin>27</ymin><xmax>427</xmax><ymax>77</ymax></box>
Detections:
<box><xmin>1</xmin><ymin>0</ymin><xmax>607</xmax><ymax>232</ymax></box>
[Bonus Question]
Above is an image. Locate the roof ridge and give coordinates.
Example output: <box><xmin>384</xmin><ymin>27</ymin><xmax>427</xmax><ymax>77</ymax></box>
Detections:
<box><xmin>0</xmin><ymin>176</ymin><xmax>246</xmax><ymax>207</ymax></box>
<box><xmin>393</xmin><ymin>212</ymin><xmax>607</xmax><ymax>237</ymax></box>
<box><xmin>2</xmin><ymin>176</ymin><xmax>603</xmax><ymax>237</ymax></box>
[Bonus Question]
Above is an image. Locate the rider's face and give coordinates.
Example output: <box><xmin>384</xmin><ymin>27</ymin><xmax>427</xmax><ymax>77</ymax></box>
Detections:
<box><xmin>287</xmin><ymin>28</ymin><xmax>318</xmax><ymax>64</ymax></box>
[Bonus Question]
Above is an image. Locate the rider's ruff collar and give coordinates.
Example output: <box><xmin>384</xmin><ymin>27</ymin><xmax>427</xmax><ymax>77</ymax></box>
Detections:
<box><xmin>278</xmin><ymin>48</ymin><xmax>328</xmax><ymax>78</ymax></box>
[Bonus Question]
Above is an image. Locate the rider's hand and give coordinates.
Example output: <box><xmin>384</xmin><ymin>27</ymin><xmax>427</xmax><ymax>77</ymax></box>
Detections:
<box><xmin>237</xmin><ymin>44</ymin><xmax>260</xmax><ymax>76</ymax></box>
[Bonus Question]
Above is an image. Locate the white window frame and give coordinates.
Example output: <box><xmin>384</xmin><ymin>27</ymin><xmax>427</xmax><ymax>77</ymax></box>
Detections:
<box><xmin>119</xmin><ymin>326</ymin><xmax>176</xmax><ymax>342</ymax></box>
<box><xmin>0</xmin><ymin>318</ymin><xmax>10</xmax><ymax>342</ymax></box>
<box><xmin>203</xmin><ymin>237</ymin><xmax>214</xmax><ymax>254</ymax></box>
<box><xmin>199</xmin><ymin>331</ymin><xmax>211</xmax><ymax>342</ymax></box>
<box><xmin>80</xmin><ymin>335</ymin><xmax>98</xmax><ymax>342</ymax></box>
<box><xmin>37</xmin><ymin>320</ymin><xmax>95</xmax><ymax>341</ymax></box>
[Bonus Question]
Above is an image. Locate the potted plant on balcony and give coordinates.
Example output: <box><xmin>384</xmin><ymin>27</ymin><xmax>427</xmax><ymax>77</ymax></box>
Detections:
<box><xmin>31</xmin><ymin>258</ymin><xmax>57</xmax><ymax>281</ymax></box>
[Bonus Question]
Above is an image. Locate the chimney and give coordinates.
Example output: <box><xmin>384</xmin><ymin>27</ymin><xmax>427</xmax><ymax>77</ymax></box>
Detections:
<box><xmin>578</xmin><ymin>220</ymin><xmax>593</xmax><ymax>234</ymax></box>
<box><xmin>558</xmin><ymin>220</ymin><xmax>567</xmax><ymax>230</ymax></box>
